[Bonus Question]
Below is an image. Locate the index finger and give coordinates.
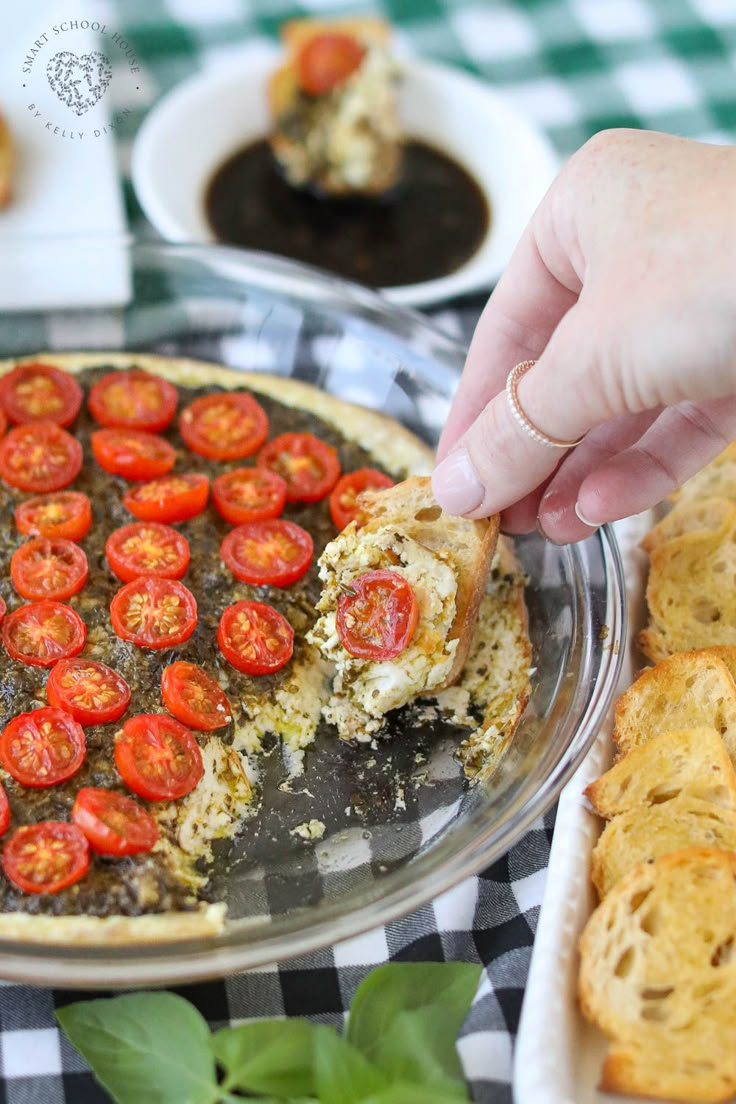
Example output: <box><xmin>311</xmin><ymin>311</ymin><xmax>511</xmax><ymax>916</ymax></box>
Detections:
<box><xmin>436</xmin><ymin>216</ymin><xmax>580</xmax><ymax>463</ymax></box>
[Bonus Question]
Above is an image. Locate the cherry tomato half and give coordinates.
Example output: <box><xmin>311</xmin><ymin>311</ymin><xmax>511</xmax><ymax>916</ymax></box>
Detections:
<box><xmin>0</xmin><ymin>707</ymin><xmax>86</xmax><ymax>787</ymax></box>
<box><xmin>106</xmin><ymin>522</ymin><xmax>190</xmax><ymax>583</ymax></box>
<box><xmin>0</xmin><ymin>422</ymin><xmax>82</xmax><ymax>493</ymax></box>
<box><xmin>218</xmin><ymin>600</ymin><xmax>294</xmax><ymax>676</ymax></box>
<box><xmin>14</xmin><ymin>491</ymin><xmax>92</xmax><ymax>542</ymax></box>
<box><xmin>115</xmin><ymin>714</ymin><xmax>204</xmax><ymax>801</ymax></box>
<box><xmin>3</xmin><ymin>821</ymin><xmax>89</xmax><ymax>894</ymax></box>
<box><xmin>221</xmin><ymin>519</ymin><xmax>313</xmax><ymax>587</ymax></box>
<box><xmin>123</xmin><ymin>473</ymin><xmax>209</xmax><ymax>524</ymax></box>
<box><xmin>0</xmin><ymin>597</ymin><xmax>7</xmax><ymax>625</ymax></box>
<box><xmin>297</xmin><ymin>32</ymin><xmax>365</xmax><ymax>96</ymax></box>
<box><xmin>0</xmin><ymin>785</ymin><xmax>9</xmax><ymax>837</ymax></box>
<box><xmin>110</xmin><ymin>577</ymin><xmax>197</xmax><ymax>650</ymax></box>
<box><xmin>212</xmin><ymin>467</ymin><xmax>287</xmax><ymax>526</ymax></box>
<box><xmin>11</xmin><ymin>537</ymin><xmax>88</xmax><ymax>602</ymax></box>
<box><xmin>329</xmin><ymin>468</ymin><xmax>394</xmax><ymax>530</ymax></box>
<box><xmin>161</xmin><ymin>661</ymin><xmax>232</xmax><ymax>731</ymax></box>
<box><xmin>2</xmin><ymin>601</ymin><xmax>86</xmax><ymax>667</ymax></box>
<box><xmin>91</xmin><ymin>428</ymin><xmax>176</xmax><ymax>481</ymax></box>
<box><xmin>257</xmin><ymin>432</ymin><xmax>340</xmax><ymax>503</ymax></box>
<box><xmin>179</xmin><ymin>392</ymin><xmax>269</xmax><ymax>461</ymax></box>
<box><xmin>0</xmin><ymin>362</ymin><xmax>83</xmax><ymax>427</ymax></box>
<box><xmin>88</xmin><ymin>370</ymin><xmax>177</xmax><ymax>432</ymax></box>
<box><xmin>47</xmin><ymin>658</ymin><xmax>131</xmax><ymax>726</ymax></box>
<box><xmin>336</xmin><ymin>569</ymin><xmax>419</xmax><ymax>661</ymax></box>
<box><xmin>72</xmin><ymin>787</ymin><xmax>159</xmax><ymax>855</ymax></box>
<box><xmin>0</xmin><ymin>409</ymin><xmax>6</xmax><ymax>439</ymax></box>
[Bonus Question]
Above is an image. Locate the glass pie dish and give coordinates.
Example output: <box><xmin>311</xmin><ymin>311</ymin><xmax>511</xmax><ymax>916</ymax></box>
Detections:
<box><xmin>0</xmin><ymin>241</ymin><xmax>625</xmax><ymax>986</ymax></box>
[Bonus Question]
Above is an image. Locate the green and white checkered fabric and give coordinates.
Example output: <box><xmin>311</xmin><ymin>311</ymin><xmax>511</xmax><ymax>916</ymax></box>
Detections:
<box><xmin>111</xmin><ymin>0</ymin><xmax>736</xmax><ymax>239</ymax></box>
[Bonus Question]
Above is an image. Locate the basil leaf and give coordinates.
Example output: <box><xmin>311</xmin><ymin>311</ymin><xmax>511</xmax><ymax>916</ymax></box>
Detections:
<box><xmin>369</xmin><ymin>1006</ymin><xmax>468</xmax><ymax>1096</ymax></box>
<box><xmin>347</xmin><ymin>962</ymin><xmax>481</xmax><ymax>1090</ymax></box>
<box><xmin>212</xmin><ymin>1019</ymin><xmax>317</xmax><ymax>1098</ymax></box>
<box><xmin>312</xmin><ymin>1026</ymin><xmax>388</xmax><ymax>1104</ymax></box>
<box><xmin>56</xmin><ymin>992</ymin><xmax>217</xmax><ymax>1104</ymax></box>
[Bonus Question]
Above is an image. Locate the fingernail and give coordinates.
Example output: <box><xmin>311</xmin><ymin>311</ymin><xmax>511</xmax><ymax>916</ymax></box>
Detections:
<box><xmin>432</xmin><ymin>447</ymin><xmax>485</xmax><ymax>516</ymax></box>
<box><xmin>537</xmin><ymin>502</ymin><xmax>567</xmax><ymax>545</ymax></box>
<box><xmin>536</xmin><ymin>515</ymin><xmax>554</xmax><ymax>542</ymax></box>
<box><xmin>574</xmin><ymin>501</ymin><xmax>598</xmax><ymax>528</ymax></box>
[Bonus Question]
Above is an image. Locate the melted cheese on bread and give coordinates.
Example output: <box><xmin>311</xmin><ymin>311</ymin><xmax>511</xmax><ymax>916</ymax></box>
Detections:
<box><xmin>308</xmin><ymin>524</ymin><xmax>458</xmax><ymax>740</ymax></box>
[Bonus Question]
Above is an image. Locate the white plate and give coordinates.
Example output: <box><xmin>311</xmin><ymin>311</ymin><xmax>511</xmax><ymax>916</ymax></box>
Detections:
<box><xmin>514</xmin><ymin>512</ymin><xmax>655</xmax><ymax>1104</ymax></box>
<box><xmin>131</xmin><ymin>43</ymin><xmax>558</xmax><ymax>308</ymax></box>
<box><xmin>0</xmin><ymin>0</ymin><xmax>129</xmax><ymax>312</ymax></box>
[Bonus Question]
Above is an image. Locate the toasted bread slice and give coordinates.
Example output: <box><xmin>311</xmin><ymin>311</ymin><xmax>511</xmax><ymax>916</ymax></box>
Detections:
<box><xmin>588</xmin><ymin>726</ymin><xmax>736</xmax><ymax>818</ymax></box>
<box><xmin>308</xmin><ymin>477</ymin><xmax>499</xmax><ymax>739</ymax></box>
<box><xmin>268</xmin><ymin>16</ymin><xmax>390</xmax><ymax>117</ymax></box>
<box><xmin>269</xmin><ymin>18</ymin><xmax>390</xmax><ymax>118</ymax></box>
<box><xmin>267</xmin><ymin>65</ymin><xmax>300</xmax><ymax>119</ymax></box>
<box><xmin>704</xmin><ymin>645</ymin><xmax>736</xmax><ymax>683</ymax></box>
<box><xmin>670</xmin><ymin>441</ymin><xmax>736</xmax><ymax>504</ymax></box>
<box><xmin>641</xmin><ymin>497</ymin><xmax>736</xmax><ymax>554</ymax></box>
<box><xmin>267</xmin><ymin>15</ymin><xmax>401</xmax><ymax>197</ymax></box>
<box><xmin>357</xmin><ymin>477</ymin><xmax>499</xmax><ymax>688</ymax></box>
<box><xmin>613</xmin><ymin>651</ymin><xmax>736</xmax><ymax>762</ymax></box>
<box><xmin>591</xmin><ymin>794</ymin><xmax>736</xmax><ymax>897</ymax></box>
<box><xmin>579</xmin><ymin>847</ymin><xmax>736</xmax><ymax>1102</ymax></box>
<box><xmin>639</xmin><ymin>517</ymin><xmax>736</xmax><ymax>661</ymax></box>
<box><xmin>0</xmin><ymin>112</ymin><xmax>13</xmax><ymax>208</ymax></box>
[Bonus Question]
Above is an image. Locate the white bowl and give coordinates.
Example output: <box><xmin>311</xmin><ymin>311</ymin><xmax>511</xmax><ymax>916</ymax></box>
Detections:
<box><xmin>132</xmin><ymin>45</ymin><xmax>558</xmax><ymax>308</ymax></box>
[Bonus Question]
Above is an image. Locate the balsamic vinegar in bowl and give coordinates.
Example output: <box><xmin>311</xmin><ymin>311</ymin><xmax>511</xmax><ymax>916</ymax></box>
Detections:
<box><xmin>204</xmin><ymin>138</ymin><xmax>490</xmax><ymax>288</ymax></box>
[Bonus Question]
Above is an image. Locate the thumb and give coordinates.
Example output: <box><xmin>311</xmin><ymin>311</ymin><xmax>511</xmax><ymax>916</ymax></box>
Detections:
<box><xmin>432</xmin><ymin>304</ymin><xmax>596</xmax><ymax>518</ymax></box>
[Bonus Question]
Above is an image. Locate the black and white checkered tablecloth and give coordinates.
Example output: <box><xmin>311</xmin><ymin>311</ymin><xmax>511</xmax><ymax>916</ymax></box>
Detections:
<box><xmin>2</xmin><ymin>812</ymin><xmax>555</xmax><ymax>1104</ymax></box>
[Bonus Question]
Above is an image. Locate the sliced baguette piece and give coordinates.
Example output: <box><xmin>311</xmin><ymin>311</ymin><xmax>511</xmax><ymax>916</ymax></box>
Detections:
<box><xmin>579</xmin><ymin>847</ymin><xmax>736</xmax><ymax>1103</ymax></box>
<box><xmin>267</xmin><ymin>16</ymin><xmax>402</xmax><ymax>198</ymax></box>
<box><xmin>639</xmin><ymin>520</ymin><xmax>736</xmax><ymax>661</ymax></box>
<box><xmin>588</xmin><ymin>726</ymin><xmax>736</xmax><ymax>818</ymax></box>
<box><xmin>591</xmin><ymin>793</ymin><xmax>736</xmax><ymax>897</ymax></box>
<box><xmin>267</xmin><ymin>18</ymin><xmax>390</xmax><ymax>116</ymax></box>
<box><xmin>356</xmin><ymin>476</ymin><xmax>500</xmax><ymax>689</ymax></box>
<box><xmin>670</xmin><ymin>441</ymin><xmax>736</xmax><ymax>504</ymax></box>
<box><xmin>613</xmin><ymin>650</ymin><xmax>736</xmax><ymax>762</ymax></box>
<box><xmin>308</xmin><ymin>477</ymin><xmax>499</xmax><ymax>739</ymax></box>
<box><xmin>705</xmin><ymin>645</ymin><xmax>736</xmax><ymax>683</ymax></box>
<box><xmin>641</xmin><ymin>496</ymin><xmax>736</xmax><ymax>554</ymax></box>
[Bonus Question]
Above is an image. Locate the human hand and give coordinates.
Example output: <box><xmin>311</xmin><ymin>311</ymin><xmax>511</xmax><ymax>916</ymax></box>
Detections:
<box><xmin>431</xmin><ymin>129</ymin><xmax>736</xmax><ymax>542</ymax></box>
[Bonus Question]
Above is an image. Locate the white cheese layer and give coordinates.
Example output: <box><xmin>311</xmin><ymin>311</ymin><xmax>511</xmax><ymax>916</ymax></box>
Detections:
<box><xmin>436</xmin><ymin>552</ymin><xmax>532</xmax><ymax>781</ymax></box>
<box><xmin>324</xmin><ymin>47</ymin><xmax>401</xmax><ymax>188</ymax></box>
<box><xmin>155</xmin><ymin>737</ymin><xmax>255</xmax><ymax>863</ymax></box>
<box><xmin>232</xmin><ymin>642</ymin><xmax>332</xmax><ymax>754</ymax></box>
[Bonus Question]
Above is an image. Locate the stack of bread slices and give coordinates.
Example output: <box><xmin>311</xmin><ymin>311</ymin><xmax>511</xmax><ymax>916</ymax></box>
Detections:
<box><xmin>579</xmin><ymin>443</ymin><xmax>736</xmax><ymax>1103</ymax></box>
<box><xmin>640</xmin><ymin>441</ymin><xmax>736</xmax><ymax>661</ymax></box>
